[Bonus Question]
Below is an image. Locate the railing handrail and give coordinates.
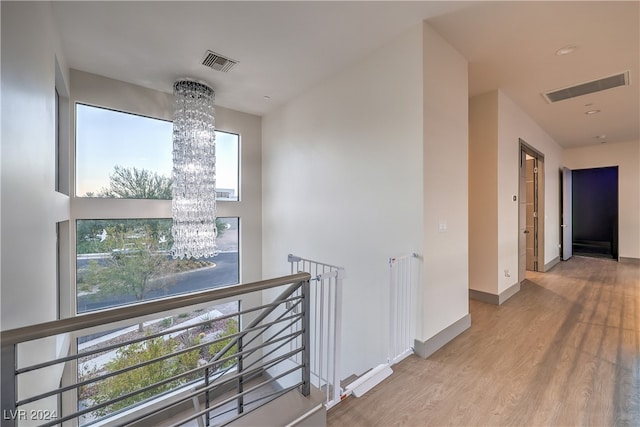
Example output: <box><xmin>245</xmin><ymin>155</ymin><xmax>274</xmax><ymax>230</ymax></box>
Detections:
<box><xmin>288</xmin><ymin>253</ymin><xmax>345</xmax><ymax>279</ymax></box>
<box><xmin>1</xmin><ymin>272</ymin><xmax>311</xmax><ymax>346</ymax></box>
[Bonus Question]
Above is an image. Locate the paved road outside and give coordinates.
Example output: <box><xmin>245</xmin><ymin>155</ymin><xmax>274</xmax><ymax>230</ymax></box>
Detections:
<box><xmin>77</xmin><ymin>251</ymin><xmax>239</xmax><ymax>313</ymax></box>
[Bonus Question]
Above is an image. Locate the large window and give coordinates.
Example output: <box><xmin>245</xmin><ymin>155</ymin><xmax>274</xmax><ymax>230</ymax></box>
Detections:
<box><xmin>76</xmin><ymin>218</ymin><xmax>239</xmax><ymax>313</ymax></box>
<box><xmin>74</xmin><ymin>103</ymin><xmax>241</xmax><ymax>313</ymax></box>
<box><xmin>76</xmin><ymin>104</ymin><xmax>239</xmax><ymax>200</ymax></box>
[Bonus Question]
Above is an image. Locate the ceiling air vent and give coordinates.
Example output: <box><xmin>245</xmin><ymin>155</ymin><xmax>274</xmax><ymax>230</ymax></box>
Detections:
<box><xmin>543</xmin><ymin>71</ymin><xmax>629</xmax><ymax>103</ymax></box>
<box><xmin>201</xmin><ymin>50</ymin><xmax>237</xmax><ymax>73</ymax></box>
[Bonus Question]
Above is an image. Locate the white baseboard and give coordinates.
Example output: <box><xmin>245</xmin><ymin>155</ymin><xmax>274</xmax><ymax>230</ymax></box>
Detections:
<box><xmin>413</xmin><ymin>314</ymin><xmax>471</xmax><ymax>359</ymax></box>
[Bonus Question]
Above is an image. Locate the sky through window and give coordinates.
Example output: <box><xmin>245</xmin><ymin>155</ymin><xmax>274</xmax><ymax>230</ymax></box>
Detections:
<box><xmin>76</xmin><ymin>104</ymin><xmax>239</xmax><ymax>199</ymax></box>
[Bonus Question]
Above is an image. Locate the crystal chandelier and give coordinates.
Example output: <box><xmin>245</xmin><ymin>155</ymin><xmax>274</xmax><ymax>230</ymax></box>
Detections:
<box><xmin>171</xmin><ymin>79</ymin><xmax>217</xmax><ymax>259</ymax></box>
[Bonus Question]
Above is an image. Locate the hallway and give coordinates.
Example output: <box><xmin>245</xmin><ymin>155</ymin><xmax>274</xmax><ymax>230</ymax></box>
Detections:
<box><xmin>328</xmin><ymin>257</ymin><xmax>640</xmax><ymax>426</ymax></box>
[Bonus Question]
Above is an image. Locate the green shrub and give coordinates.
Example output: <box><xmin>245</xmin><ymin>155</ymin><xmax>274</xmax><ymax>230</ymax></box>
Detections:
<box><xmin>89</xmin><ymin>336</ymin><xmax>200</xmax><ymax>416</ymax></box>
<box><xmin>82</xmin><ymin>320</ymin><xmax>240</xmax><ymax>419</ymax></box>
<box><xmin>208</xmin><ymin>319</ymin><xmax>239</xmax><ymax>370</ymax></box>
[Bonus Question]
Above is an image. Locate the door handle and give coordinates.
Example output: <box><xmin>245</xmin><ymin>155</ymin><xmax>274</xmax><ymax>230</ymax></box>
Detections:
<box><xmin>524</xmin><ymin>230</ymin><xmax>530</xmax><ymax>234</ymax></box>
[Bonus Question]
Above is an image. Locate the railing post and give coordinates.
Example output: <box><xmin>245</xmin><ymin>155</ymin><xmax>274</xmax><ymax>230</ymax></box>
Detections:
<box><xmin>1</xmin><ymin>343</ymin><xmax>17</xmax><ymax>427</ymax></box>
<box><xmin>301</xmin><ymin>278</ymin><xmax>311</xmax><ymax>397</ymax></box>
<box><xmin>204</xmin><ymin>366</ymin><xmax>210</xmax><ymax>427</ymax></box>
<box><xmin>237</xmin><ymin>336</ymin><xmax>244</xmax><ymax>414</ymax></box>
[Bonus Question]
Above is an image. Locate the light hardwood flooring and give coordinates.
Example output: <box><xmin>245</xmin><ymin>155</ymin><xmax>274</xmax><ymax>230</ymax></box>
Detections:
<box><xmin>328</xmin><ymin>256</ymin><xmax>640</xmax><ymax>426</ymax></box>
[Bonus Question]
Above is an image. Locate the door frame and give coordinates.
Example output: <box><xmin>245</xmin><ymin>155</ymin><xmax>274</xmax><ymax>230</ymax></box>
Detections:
<box><xmin>570</xmin><ymin>166</ymin><xmax>620</xmax><ymax>260</ymax></box>
<box><xmin>518</xmin><ymin>139</ymin><xmax>545</xmax><ymax>282</ymax></box>
<box><xmin>560</xmin><ymin>167</ymin><xmax>573</xmax><ymax>261</ymax></box>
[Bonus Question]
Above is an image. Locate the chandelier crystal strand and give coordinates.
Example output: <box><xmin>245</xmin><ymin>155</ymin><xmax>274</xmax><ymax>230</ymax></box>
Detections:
<box><xmin>171</xmin><ymin>80</ymin><xmax>217</xmax><ymax>259</ymax></box>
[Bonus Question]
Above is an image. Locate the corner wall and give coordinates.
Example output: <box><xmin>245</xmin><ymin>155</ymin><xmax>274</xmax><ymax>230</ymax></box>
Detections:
<box><xmin>1</xmin><ymin>1</ymin><xmax>70</xmax><ymax>418</ymax></box>
<box><xmin>497</xmin><ymin>90</ymin><xmax>563</xmax><ymax>288</ymax></box>
<box><xmin>1</xmin><ymin>1</ymin><xmax>68</xmax><ymax>329</ymax></box>
<box><xmin>418</xmin><ymin>23</ymin><xmax>469</xmax><ymax>347</ymax></box>
<box><xmin>469</xmin><ymin>90</ymin><xmax>564</xmax><ymax>299</ymax></box>
<box><xmin>468</xmin><ymin>92</ymin><xmax>499</xmax><ymax>295</ymax></box>
<box><xmin>262</xmin><ymin>24</ymin><xmax>424</xmax><ymax>377</ymax></box>
<box><xmin>564</xmin><ymin>140</ymin><xmax>640</xmax><ymax>259</ymax></box>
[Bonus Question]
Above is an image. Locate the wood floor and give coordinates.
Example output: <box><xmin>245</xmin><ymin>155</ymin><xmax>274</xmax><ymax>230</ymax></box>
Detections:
<box><xmin>328</xmin><ymin>256</ymin><xmax>640</xmax><ymax>426</ymax></box>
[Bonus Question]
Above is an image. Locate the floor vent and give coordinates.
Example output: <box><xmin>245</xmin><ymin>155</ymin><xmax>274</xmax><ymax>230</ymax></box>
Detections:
<box><xmin>201</xmin><ymin>50</ymin><xmax>237</xmax><ymax>73</ymax></box>
<box><xmin>543</xmin><ymin>71</ymin><xmax>629</xmax><ymax>103</ymax></box>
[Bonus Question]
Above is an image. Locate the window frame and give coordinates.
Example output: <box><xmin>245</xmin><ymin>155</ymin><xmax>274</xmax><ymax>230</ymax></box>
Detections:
<box><xmin>71</xmin><ymin>101</ymin><xmax>242</xmax><ymax>316</ymax></box>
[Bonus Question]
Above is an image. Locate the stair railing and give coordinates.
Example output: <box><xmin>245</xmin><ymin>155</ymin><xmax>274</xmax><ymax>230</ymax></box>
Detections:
<box><xmin>1</xmin><ymin>273</ymin><xmax>311</xmax><ymax>427</ymax></box>
<box><xmin>288</xmin><ymin>254</ymin><xmax>344</xmax><ymax>410</ymax></box>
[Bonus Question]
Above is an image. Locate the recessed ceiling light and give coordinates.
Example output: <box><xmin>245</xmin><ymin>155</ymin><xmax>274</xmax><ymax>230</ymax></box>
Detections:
<box><xmin>584</xmin><ymin>103</ymin><xmax>593</xmax><ymax>107</ymax></box>
<box><xmin>595</xmin><ymin>134</ymin><xmax>607</xmax><ymax>139</ymax></box>
<box><xmin>556</xmin><ymin>45</ymin><xmax>577</xmax><ymax>56</ymax></box>
<box><xmin>263</xmin><ymin>95</ymin><xmax>271</xmax><ymax>100</ymax></box>
<box><xmin>585</xmin><ymin>109</ymin><xmax>601</xmax><ymax>115</ymax></box>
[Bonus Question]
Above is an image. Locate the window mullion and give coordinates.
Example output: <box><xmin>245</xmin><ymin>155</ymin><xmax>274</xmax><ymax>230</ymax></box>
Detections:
<box><xmin>71</xmin><ymin>198</ymin><xmax>172</xmax><ymax>220</ymax></box>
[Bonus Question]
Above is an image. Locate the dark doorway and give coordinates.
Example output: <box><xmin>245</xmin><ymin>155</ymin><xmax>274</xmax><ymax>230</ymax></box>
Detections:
<box><xmin>572</xmin><ymin>166</ymin><xmax>619</xmax><ymax>259</ymax></box>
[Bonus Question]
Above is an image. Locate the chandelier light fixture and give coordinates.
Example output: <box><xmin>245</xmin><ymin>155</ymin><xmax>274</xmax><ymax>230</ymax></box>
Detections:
<box><xmin>171</xmin><ymin>79</ymin><xmax>217</xmax><ymax>259</ymax></box>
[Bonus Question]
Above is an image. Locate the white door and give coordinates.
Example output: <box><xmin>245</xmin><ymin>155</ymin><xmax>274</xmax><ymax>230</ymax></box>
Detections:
<box><xmin>562</xmin><ymin>167</ymin><xmax>573</xmax><ymax>260</ymax></box>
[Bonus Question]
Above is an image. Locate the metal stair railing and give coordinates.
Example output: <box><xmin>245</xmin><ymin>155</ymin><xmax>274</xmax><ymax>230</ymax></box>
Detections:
<box><xmin>1</xmin><ymin>273</ymin><xmax>311</xmax><ymax>427</ymax></box>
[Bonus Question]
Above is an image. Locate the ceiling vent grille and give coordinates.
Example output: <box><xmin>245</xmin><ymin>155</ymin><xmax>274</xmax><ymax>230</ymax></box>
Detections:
<box><xmin>543</xmin><ymin>71</ymin><xmax>629</xmax><ymax>103</ymax></box>
<box><xmin>201</xmin><ymin>50</ymin><xmax>237</xmax><ymax>73</ymax></box>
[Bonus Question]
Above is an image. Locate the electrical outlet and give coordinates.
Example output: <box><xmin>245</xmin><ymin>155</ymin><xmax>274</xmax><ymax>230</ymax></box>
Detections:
<box><xmin>504</xmin><ymin>269</ymin><xmax>511</xmax><ymax>277</ymax></box>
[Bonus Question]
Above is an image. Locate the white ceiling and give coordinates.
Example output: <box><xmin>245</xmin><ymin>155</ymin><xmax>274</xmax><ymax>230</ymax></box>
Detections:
<box><xmin>51</xmin><ymin>1</ymin><xmax>639</xmax><ymax>149</ymax></box>
<box><xmin>428</xmin><ymin>1</ymin><xmax>639</xmax><ymax>148</ymax></box>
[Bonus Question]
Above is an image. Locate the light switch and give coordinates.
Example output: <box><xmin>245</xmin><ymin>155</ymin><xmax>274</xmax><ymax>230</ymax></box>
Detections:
<box><xmin>438</xmin><ymin>221</ymin><xmax>447</xmax><ymax>233</ymax></box>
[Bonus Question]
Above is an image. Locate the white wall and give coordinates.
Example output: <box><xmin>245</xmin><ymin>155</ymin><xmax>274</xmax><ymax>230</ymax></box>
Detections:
<box><xmin>420</xmin><ymin>23</ymin><xmax>469</xmax><ymax>340</ymax></box>
<box><xmin>1</xmin><ymin>1</ymin><xmax>69</xmax><ymax>329</ymax></box>
<box><xmin>468</xmin><ymin>92</ymin><xmax>499</xmax><ymax>294</ymax></box>
<box><xmin>262</xmin><ymin>25</ymin><xmax>424</xmax><ymax>377</ymax></box>
<box><xmin>469</xmin><ymin>90</ymin><xmax>564</xmax><ymax>297</ymax></box>
<box><xmin>1</xmin><ymin>1</ymin><xmax>69</xmax><ymax>421</ymax></box>
<box><xmin>564</xmin><ymin>140</ymin><xmax>640</xmax><ymax>259</ymax></box>
<box><xmin>497</xmin><ymin>90</ymin><xmax>563</xmax><ymax>288</ymax></box>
